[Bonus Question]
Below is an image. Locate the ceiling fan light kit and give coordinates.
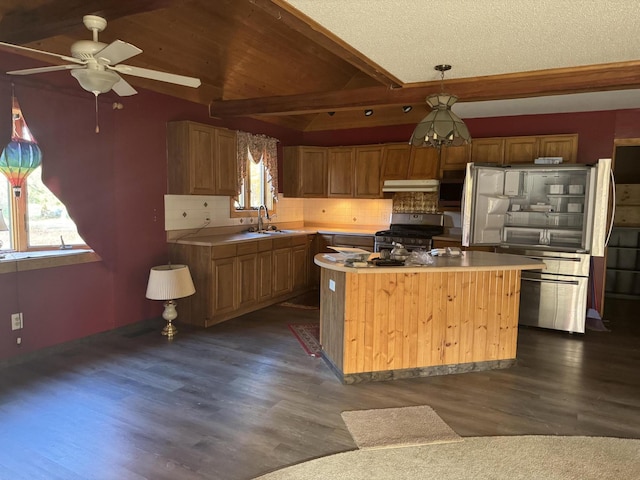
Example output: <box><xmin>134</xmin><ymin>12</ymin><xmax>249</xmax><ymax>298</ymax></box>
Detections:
<box><xmin>0</xmin><ymin>14</ymin><xmax>201</xmax><ymax>131</ymax></box>
<box><xmin>409</xmin><ymin>64</ymin><xmax>471</xmax><ymax>148</ymax></box>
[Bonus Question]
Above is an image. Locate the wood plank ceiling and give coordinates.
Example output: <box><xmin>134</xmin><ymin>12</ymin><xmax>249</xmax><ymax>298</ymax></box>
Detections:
<box><xmin>1</xmin><ymin>0</ymin><xmax>639</xmax><ymax>132</ymax></box>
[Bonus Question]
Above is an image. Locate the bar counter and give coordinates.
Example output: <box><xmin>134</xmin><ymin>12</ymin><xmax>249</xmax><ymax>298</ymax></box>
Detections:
<box><xmin>314</xmin><ymin>251</ymin><xmax>543</xmax><ymax>383</ymax></box>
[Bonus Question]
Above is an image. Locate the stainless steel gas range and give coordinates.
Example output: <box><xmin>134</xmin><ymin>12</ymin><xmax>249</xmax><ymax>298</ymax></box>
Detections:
<box><xmin>374</xmin><ymin>213</ymin><xmax>444</xmax><ymax>254</ymax></box>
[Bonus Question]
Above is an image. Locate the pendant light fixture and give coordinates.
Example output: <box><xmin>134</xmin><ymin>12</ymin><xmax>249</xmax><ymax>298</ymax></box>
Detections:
<box><xmin>409</xmin><ymin>65</ymin><xmax>471</xmax><ymax>148</ymax></box>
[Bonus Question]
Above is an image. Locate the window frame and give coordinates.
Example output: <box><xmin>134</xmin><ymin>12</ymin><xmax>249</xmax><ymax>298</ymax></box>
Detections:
<box><xmin>1</xmin><ymin>169</ymin><xmax>89</xmax><ymax>253</ymax></box>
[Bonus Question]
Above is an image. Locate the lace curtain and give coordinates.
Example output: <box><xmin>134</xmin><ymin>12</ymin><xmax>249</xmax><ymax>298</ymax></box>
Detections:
<box><xmin>236</xmin><ymin>131</ymin><xmax>278</xmax><ymax>200</ymax></box>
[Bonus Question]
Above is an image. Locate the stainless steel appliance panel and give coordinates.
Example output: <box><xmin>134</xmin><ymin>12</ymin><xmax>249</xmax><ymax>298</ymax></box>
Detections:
<box><xmin>519</xmin><ymin>272</ymin><xmax>588</xmax><ymax>333</ymax></box>
<box><xmin>496</xmin><ymin>248</ymin><xmax>590</xmax><ymax>276</ymax></box>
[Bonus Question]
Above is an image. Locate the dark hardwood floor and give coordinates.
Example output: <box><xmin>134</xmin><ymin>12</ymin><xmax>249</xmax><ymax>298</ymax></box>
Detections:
<box><xmin>0</xmin><ymin>294</ymin><xmax>638</xmax><ymax>480</ymax></box>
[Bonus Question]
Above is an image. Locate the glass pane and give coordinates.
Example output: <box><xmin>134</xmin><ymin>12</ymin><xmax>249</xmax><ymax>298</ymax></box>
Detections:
<box><xmin>249</xmin><ymin>157</ymin><xmax>263</xmax><ymax>208</ymax></box>
<box><xmin>0</xmin><ymin>176</ymin><xmax>10</xmax><ymax>251</ymax></box>
<box><xmin>26</xmin><ymin>166</ymin><xmax>86</xmax><ymax>247</ymax></box>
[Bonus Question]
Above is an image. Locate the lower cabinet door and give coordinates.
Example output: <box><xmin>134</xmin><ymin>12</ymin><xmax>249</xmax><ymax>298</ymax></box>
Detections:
<box><xmin>237</xmin><ymin>253</ymin><xmax>258</xmax><ymax>308</ymax></box>
<box><xmin>272</xmin><ymin>247</ymin><xmax>292</xmax><ymax>296</ymax></box>
<box><xmin>292</xmin><ymin>244</ymin><xmax>308</xmax><ymax>291</ymax></box>
<box><xmin>258</xmin><ymin>251</ymin><xmax>273</xmax><ymax>302</ymax></box>
<box><xmin>212</xmin><ymin>257</ymin><xmax>237</xmax><ymax>316</ymax></box>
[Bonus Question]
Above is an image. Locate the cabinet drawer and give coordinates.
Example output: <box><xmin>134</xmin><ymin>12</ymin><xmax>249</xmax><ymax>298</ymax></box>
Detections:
<box><xmin>291</xmin><ymin>235</ymin><xmax>307</xmax><ymax>246</ymax></box>
<box><xmin>212</xmin><ymin>244</ymin><xmax>237</xmax><ymax>259</ymax></box>
<box><xmin>236</xmin><ymin>241</ymin><xmax>258</xmax><ymax>255</ymax></box>
<box><xmin>272</xmin><ymin>237</ymin><xmax>293</xmax><ymax>249</ymax></box>
<box><xmin>258</xmin><ymin>239</ymin><xmax>273</xmax><ymax>252</ymax></box>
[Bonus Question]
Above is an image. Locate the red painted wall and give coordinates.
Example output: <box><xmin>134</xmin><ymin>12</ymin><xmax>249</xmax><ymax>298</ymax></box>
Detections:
<box><xmin>0</xmin><ymin>51</ymin><xmax>301</xmax><ymax>361</ymax></box>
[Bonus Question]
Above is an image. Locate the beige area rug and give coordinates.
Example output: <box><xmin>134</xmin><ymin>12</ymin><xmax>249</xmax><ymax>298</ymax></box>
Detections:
<box><xmin>254</xmin><ymin>435</ymin><xmax>640</xmax><ymax>480</ymax></box>
<box><xmin>341</xmin><ymin>405</ymin><xmax>462</xmax><ymax>450</ymax></box>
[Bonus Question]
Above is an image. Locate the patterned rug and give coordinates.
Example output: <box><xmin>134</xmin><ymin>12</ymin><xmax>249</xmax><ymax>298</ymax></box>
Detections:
<box><xmin>288</xmin><ymin>323</ymin><xmax>321</xmax><ymax>357</ymax></box>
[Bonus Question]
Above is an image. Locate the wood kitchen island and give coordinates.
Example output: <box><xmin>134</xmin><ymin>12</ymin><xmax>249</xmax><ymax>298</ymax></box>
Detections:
<box><xmin>314</xmin><ymin>251</ymin><xmax>544</xmax><ymax>383</ymax></box>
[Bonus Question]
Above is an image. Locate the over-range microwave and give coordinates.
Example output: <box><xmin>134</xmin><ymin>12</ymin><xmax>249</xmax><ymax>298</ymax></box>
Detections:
<box><xmin>438</xmin><ymin>177</ymin><xmax>464</xmax><ymax>208</ymax></box>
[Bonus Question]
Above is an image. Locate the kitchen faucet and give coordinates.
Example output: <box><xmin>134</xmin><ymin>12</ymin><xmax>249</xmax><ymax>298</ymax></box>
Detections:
<box><xmin>257</xmin><ymin>204</ymin><xmax>269</xmax><ymax>231</ymax></box>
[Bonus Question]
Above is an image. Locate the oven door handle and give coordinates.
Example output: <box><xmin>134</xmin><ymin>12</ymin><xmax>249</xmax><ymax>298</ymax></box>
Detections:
<box><xmin>523</xmin><ymin>255</ymin><xmax>581</xmax><ymax>263</ymax></box>
<box><xmin>521</xmin><ymin>276</ymin><xmax>580</xmax><ymax>286</ymax></box>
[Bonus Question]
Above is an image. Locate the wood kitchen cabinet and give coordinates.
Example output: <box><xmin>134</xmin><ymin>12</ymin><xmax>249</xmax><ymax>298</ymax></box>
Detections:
<box><xmin>381</xmin><ymin>144</ymin><xmax>439</xmax><ymax>180</ymax></box>
<box><xmin>439</xmin><ymin>144</ymin><xmax>471</xmax><ymax>173</ymax></box>
<box><xmin>326</xmin><ymin>145</ymin><xmax>383</xmax><ymax>198</ymax></box>
<box><xmin>504</xmin><ymin>134</ymin><xmax>578</xmax><ymax>165</ymax></box>
<box><xmin>471</xmin><ymin>137</ymin><xmax>505</xmax><ymax>164</ymax></box>
<box><xmin>327</xmin><ymin>147</ymin><xmax>355</xmax><ymax>197</ymax></box>
<box><xmin>283</xmin><ymin>146</ymin><xmax>328</xmax><ymax>197</ymax></box>
<box><xmin>167</xmin><ymin>121</ymin><xmax>237</xmax><ymax>195</ymax></box>
<box><xmin>354</xmin><ymin>146</ymin><xmax>384</xmax><ymax>197</ymax></box>
<box><xmin>170</xmin><ymin>234</ymin><xmax>315</xmax><ymax>327</ymax></box>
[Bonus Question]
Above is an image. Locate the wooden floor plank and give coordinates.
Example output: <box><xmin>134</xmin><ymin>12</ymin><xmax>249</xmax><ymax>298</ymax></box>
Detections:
<box><xmin>0</xmin><ymin>294</ymin><xmax>638</xmax><ymax>480</ymax></box>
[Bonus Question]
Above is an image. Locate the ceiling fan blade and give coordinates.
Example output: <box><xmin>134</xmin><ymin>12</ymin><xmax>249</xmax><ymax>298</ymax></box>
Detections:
<box><xmin>112</xmin><ymin>75</ymin><xmax>138</xmax><ymax>96</ymax></box>
<box><xmin>109</xmin><ymin>64</ymin><xmax>201</xmax><ymax>88</ymax></box>
<box><xmin>96</xmin><ymin>40</ymin><xmax>142</xmax><ymax>66</ymax></box>
<box><xmin>6</xmin><ymin>64</ymin><xmax>83</xmax><ymax>75</ymax></box>
<box><xmin>0</xmin><ymin>41</ymin><xmax>85</xmax><ymax>65</ymax></box>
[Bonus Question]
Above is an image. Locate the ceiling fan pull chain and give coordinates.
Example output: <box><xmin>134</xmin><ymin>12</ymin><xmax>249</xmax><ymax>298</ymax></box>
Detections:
<box><xmin>94</xmin><ymin>93</ymin><xmax>100</xmax><ymax>134</ymax></box>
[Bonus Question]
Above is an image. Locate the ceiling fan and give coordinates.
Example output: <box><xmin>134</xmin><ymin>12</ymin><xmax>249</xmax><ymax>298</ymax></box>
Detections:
<box><xmin>0</xmin><ymin>14</ymin><xmax>201</xmax><ymax>97</ymax></box>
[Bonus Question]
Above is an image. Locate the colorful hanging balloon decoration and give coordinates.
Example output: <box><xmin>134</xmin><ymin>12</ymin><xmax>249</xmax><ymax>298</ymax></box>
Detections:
<box><xmin>0</xmin><ymin>92</ymin><xmax>42</xmax><ymax>197</ymax></box>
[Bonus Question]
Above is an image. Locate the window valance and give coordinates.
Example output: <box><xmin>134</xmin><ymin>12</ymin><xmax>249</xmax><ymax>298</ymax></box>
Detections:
<box><xmin>236</xmin><ymin>131</ymin><xmax>278</xmax><ymax>200</ymax></box>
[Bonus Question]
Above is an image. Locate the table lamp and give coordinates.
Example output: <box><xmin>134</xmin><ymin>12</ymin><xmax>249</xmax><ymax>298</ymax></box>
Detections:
<box><xmin>145</xmin><ymin>264</ymin><xmax>195</xmax><ymax>338</ymax></box>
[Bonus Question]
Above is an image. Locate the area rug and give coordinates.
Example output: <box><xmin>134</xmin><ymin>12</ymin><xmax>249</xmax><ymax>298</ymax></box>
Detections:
<box><xmin>288</xmin><ymin>323</ymin><xmax>321</xmax><ymax>357</ymax></box>
<box><xmin>341</xmin><ymin>405</ymin><xmax>462</xmax><ymax>450</ymax></box>
<box><xmin>254</xmin><ymin>435</ymin><xmax>640</xmax><ymax>479</ymax></box>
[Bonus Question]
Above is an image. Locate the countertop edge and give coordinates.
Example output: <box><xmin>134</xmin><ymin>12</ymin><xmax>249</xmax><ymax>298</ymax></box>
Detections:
<box><xmin>314</xmin><ymin>251</ymin><xmax>544</xmax><ymax>274</ymax></box>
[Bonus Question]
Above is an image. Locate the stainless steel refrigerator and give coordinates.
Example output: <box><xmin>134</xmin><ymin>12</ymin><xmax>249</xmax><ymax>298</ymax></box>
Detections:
<box><xmin>461</xmin><ymin>159</ymin><xmax>612</xmax><ymax>333</ymax></box>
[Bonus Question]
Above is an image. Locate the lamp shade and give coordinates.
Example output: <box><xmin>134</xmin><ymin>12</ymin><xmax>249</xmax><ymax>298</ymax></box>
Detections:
<box><xmin>146</xmin><ymin>264</ymin><xmax>195</xmax><ymax>301</ymax></box>
<box><xmin>409</xmin><ymin>94</ymin><xmax>471</xmax><ymax>148</ymax></box>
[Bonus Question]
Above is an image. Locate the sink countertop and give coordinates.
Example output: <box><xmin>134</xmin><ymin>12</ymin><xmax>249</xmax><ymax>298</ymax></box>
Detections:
<box><xmin>170</xmin><ymin>226</ymin><xmax>383</xmax><ymax>247</ymax></box>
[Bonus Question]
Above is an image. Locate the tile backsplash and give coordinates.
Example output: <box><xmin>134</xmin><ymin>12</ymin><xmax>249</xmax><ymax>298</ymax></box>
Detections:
<box><xmin>164</xmin><ymin>195</ymin><xmax>392</xmax><ymax>231</ymax></box>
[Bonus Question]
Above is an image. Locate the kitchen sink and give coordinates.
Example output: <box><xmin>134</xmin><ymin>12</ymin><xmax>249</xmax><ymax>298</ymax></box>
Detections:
<box><xmin>247</xmin><ymin>229</ymin><xmax>302</xmax><ymax>235</ymax></box>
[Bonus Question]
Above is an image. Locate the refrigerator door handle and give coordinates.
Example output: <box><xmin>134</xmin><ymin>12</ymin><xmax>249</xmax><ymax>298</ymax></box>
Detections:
<box><xmin>524</xmin><ymin>255</ymin><xmax>581</xmax><ymax>262</ymax></box>
<box><xmin>522</xmin><ymin>277</ymin><xmax>580</xmax><ymax>286</ymax></box>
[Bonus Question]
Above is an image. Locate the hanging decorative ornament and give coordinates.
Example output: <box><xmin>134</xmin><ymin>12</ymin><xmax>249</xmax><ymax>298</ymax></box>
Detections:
<box><xmin>0</xmin><ymin>88</ymin><xmax>42</xmax><ymax>197</ymax></box>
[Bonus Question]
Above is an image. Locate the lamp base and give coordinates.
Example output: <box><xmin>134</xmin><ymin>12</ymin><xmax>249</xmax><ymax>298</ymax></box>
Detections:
<box><xmin>161</xmin><ymin>300</ymin><xmax>179</xmax><ymax>339</ymax></box>
<box><xmin>161</xmin><ymin>321</ymin><xmax>178</xmax><ymax>338</ymax></box>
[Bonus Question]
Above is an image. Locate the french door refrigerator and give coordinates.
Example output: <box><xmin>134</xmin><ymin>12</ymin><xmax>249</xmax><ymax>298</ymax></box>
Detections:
<box><xmin>461</xmin><ymin>159</ymin><xmax>612</xmax><ymax>333</ymax></box>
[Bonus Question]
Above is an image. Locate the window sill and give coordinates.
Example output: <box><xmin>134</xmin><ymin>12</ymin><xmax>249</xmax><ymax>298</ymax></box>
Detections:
<box><xmin>0</xmin><ymin>250</ymin><xmax>101</xmax><ymax>274</ymax></box>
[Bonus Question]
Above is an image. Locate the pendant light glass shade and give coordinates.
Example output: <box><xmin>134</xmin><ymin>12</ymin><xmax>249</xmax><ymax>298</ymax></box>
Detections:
<box><xmin>409</xmin><ymin>65</ymin><xmax>471</xmax><ymax>148</ymax></box>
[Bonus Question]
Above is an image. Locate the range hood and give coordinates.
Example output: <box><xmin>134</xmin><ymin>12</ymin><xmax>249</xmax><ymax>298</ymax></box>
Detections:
<box><xmin>382</xmin><ymin>179</ymin><xmax>439</xmax><ymax>192</ymax></box>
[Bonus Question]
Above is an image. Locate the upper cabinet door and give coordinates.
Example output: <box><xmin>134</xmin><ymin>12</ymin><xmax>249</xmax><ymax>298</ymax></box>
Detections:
<box><xmin>214</xmin><ymin>128</ymin><xmax>239</xmax><ymax>196</ymax></box>
<box><xmin>538</xmin><ymin>134</ymin><xmax>578</xmax><ymax>163</ymax></box>
<box><xmin>381</xmin><ymin>144</ymin><xmax>411</xmax><ymax>180</ymax></box>
<box><xmin>328</xmin><ymin>147</ymin><xmax>355</xmax><ymax>197</ymax></box>
<box><xmin>471</xmin><ymin>137</ymin><xmax>505</xmax><ymax>164</ymax></box>
<box><xmin>408</xmin><ymin>146</ymin><xmax>440</xmax><ymax>179</ymax></box>
<box><xmin>439</xmin><ymin>144</ymin><xmax>471</xmax><ymax>172</ymax></box>
<box><xmin>300</xmin><ymin>147</ymin><xmax>328</xmax><ymax>197</ymax></box>
<box><xmin>504</xmin><ymin>136</ymin><xmax>538</xmax><ymax>164</ymax></box>
<box><xmin>354</xmin><ymin>146</ymin><xmax>383</xmax><ymax>198</ymax></box>
<box><xmin>167</xmin><ymin>121</ymin><xmax>238</xmax><ymax>196</ymax></box>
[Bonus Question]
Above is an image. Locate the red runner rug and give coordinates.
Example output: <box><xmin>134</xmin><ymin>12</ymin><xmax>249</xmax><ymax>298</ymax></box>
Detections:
<box><xmin>288</xmin><ymin>323</ymin><xmax>321</xmax><ymax>357</ymax></box>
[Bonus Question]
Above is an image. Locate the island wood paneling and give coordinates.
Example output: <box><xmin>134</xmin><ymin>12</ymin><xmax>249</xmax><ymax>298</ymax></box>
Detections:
<box><xmin>332</xmin><ymin>269</ymin><xmax>521</xmax><ymax>374</ymax></box>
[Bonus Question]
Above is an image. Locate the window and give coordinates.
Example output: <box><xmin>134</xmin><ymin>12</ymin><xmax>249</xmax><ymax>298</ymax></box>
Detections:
<box><xmin>231</xmin><ymin>132</ymin><xmax>279</xmax><ymax>218</ymax></box>
<box><xmin>0</xmin><ymin>166</ymin><xmax>86</xmax><ymax>252</ymax></box>
<box><xmin>233</xmin><ymin>149</ymin><xmax>275</xmax><ymax>213</ymax></box>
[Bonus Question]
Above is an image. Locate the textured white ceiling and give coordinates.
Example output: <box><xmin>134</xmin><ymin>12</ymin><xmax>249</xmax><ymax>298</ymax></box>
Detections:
<box><xmin>285</xmin><ymin>0</ymin><xmax>640</xmax><ymax>117</ymax></box>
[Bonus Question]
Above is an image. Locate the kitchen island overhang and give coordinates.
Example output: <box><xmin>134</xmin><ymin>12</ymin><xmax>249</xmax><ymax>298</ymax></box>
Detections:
<box><xmin>315</xmin><ymin>251</ymin><xmax>544</xmax><ymax>384</ymax></box>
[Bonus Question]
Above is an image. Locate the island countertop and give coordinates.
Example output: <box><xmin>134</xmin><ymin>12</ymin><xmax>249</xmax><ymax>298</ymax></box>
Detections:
<box><xmin>314</xmin><ymin>250</ymin><xmax>544</xmax><ymax>274</ymax></box>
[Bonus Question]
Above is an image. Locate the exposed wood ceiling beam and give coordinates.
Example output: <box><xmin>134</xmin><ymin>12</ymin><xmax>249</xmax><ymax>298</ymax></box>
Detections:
<box><xmin>251</xmin><ymin>0</ymin><xmax>402</xmax><ymax>88</ymax></box>
<box><xmin>0</xmin><ymin>0</ymin><xmax>177</xmax><ymax>44</ymax></box>
<box><xmin>210</xmin><ymin>61</ymin><xmax>640</xmax><ymax>117</ymax></box>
